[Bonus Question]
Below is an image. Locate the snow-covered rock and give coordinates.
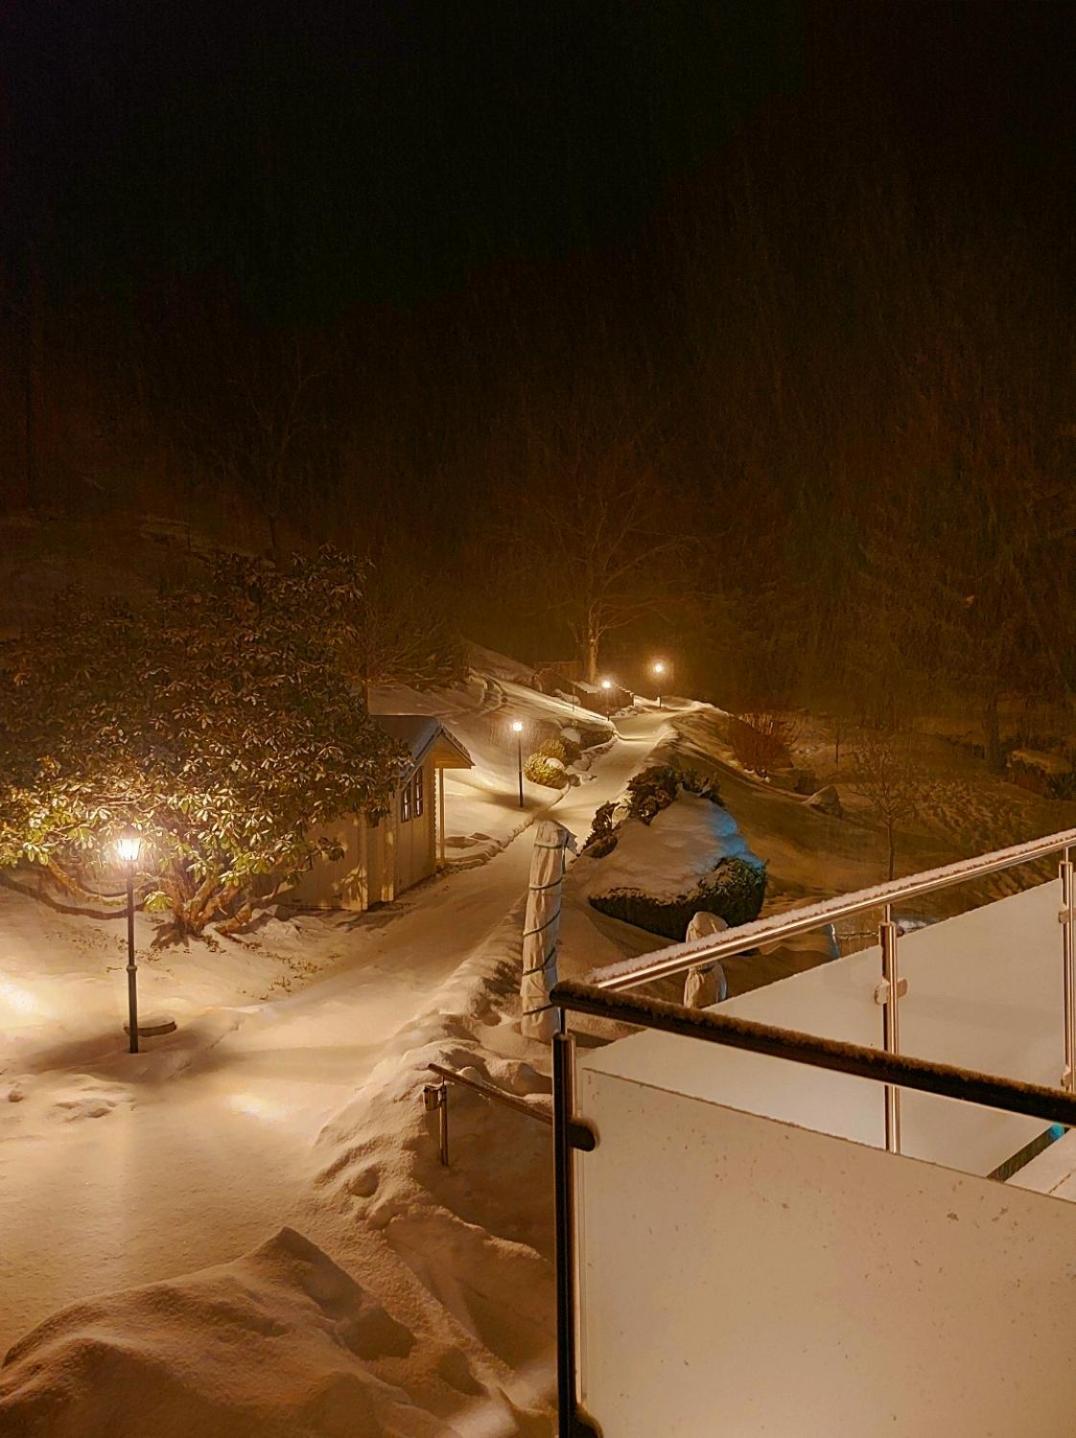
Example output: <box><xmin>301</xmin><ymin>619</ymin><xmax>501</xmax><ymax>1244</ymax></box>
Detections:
<box><xmin>804</xmin><ymin>784</ymin><xmax>843</xmax><ymax>818</ymax></box>
<box><xmin>578</xmin><ymin>793</ymin><xmax>759</xmax><ymax>903</ymax></box>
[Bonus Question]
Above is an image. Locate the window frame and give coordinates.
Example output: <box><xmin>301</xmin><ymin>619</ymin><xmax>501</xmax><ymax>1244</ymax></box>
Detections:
<box><xmin>413</xmin><ymin>765</ymin><xmax>425</xmax><ymax>819</ymax></box>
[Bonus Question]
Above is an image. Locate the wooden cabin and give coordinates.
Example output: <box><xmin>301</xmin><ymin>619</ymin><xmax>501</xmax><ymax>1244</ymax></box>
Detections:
<box><xmin>287</xmin><ymin>715</ymin><xmax>473</xmax><ymax>912</ymax></box>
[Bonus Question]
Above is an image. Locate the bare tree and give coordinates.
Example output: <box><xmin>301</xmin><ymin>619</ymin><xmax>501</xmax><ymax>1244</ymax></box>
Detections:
<box><xmin>848</xmin><ymin>732</ymin><xmax>932</xmax><ymax>881</ymax></box>
<box><xmin>506</xmin><ymin>399</ymin><xmax>691</xmax><ymax>680</ymax></box>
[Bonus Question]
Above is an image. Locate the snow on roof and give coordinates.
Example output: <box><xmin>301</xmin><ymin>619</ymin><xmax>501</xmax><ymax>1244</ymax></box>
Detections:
<box><xmin>372</xmin><ymin>713</ymin><xmax>472</xmax><ymax>771</ymax></box>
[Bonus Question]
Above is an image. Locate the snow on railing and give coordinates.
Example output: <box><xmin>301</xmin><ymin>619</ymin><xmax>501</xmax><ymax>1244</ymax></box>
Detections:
<box><xmin>588</xmin><ymin>827</ymin><xmax>1076</xmax><ymax>992</ymax></box>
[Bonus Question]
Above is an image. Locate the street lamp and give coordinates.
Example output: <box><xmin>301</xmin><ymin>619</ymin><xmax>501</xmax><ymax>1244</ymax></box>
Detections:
<box><xmin>511</xmin><ymin>720</ymin><xmax>525</xmax><ymax>808</ymax></box>
<box><xmin>115</xmin><ymin>831</ymin><xmax>142</xmax><ymax>1054</ymax></box>
<box><xmin>651</xmin><ymin>659</ymin><xmax>668</xmax><ymax>708</ymax></box>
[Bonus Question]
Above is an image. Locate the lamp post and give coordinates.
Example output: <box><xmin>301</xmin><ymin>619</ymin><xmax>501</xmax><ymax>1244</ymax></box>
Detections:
<box><xmin>651</xmin><ymin>659</ymin><xmax>668</xmax><ymax>709</ymax></box>
<box><xmin>600</xmin><ymin>677</ymin><xmax>613</xmax><ymax>715</ymax></box>
<box><xmin>512</xmin><ymin>720</ymin><xmax>525</xmax><ymax>808</ymax></box>
<box><xmin>115</xmin><ymin>832</ymin><xmax>141</xmax><ymax>1053</ymax></box>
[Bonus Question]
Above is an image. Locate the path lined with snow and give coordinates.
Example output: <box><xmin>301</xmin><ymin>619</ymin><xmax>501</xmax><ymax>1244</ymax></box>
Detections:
<box><xmin>0</xmin><ymin>705</ymin><xmax>669</xmax><ymax>1349</ymax></box>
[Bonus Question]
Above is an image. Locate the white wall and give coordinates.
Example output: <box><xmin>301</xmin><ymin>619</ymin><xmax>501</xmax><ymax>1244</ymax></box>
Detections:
<box><xmin>576</xmin><ymin>1068</ymin><xmax>1076</xmax><ymax>1438</ymax></box>
<box><xmin>584</xmin><ymin>879</ymin><xmax>1064</xmax><ymax>1175</ymax></box>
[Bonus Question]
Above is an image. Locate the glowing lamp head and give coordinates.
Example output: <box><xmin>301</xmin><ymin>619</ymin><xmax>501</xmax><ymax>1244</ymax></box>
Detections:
<box><xmin>652</xmin><ymin>661</ymin><xmax>666</xmax><ymax>675</ymax></box>
<box><xmin>511</xmin><ymin>720</ymin><xmax>524</xmax><ymax>734</ymax></box>
<box><xmin>601</xmin><ymin>679</ymin><xmax>613</xmax><ymax>691</ymax></box>
<box><xmin>115</xmin><ymin>833</ymin><xmax>141</xmax><ymax>865</ymax></box>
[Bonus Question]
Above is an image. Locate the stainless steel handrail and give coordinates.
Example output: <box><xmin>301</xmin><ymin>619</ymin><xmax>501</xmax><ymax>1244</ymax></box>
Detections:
<box><xmin>423</xmin><ymin>1061</ymin><xmax>553</xmax><ymax>1166</ymax></box>
<box><xmin>589</xmin><ymin>826</ymin><xmax>1076</xmax><ymax>992</ymax></box>
<box><xmin>550</xmin><ymin>979</ymin><xmax>1076</xmax><ymax>1128</ymax></box>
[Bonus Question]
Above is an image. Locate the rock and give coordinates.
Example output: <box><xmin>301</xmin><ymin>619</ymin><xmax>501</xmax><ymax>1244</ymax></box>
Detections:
<box><xmin>804</xmin><ymin>784</ymin><xmax>842</xmax><ymax>818</ymax></box>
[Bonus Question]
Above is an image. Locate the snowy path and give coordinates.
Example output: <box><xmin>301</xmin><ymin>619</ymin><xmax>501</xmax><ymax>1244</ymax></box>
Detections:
<box><xmin>0</xmin><ymin>706</ymin><xmax>668</xmax><ymax>1349</ymax></box>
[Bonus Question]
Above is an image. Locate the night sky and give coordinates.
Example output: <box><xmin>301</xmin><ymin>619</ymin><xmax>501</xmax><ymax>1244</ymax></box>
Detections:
<box><xmin>1</xmin><ymin>2</ymin><xmax>1073</xmax><ymax>694</ymax></box>
<box><xmin>6</xmin><ymin>2</ymin><xmax>1070</xmax><ymax>317</ymax></box>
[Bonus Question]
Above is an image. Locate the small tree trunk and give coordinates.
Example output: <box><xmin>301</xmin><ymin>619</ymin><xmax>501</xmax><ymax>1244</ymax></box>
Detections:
<box><xmin>584</xmin><ymin>611</ymin><xmax>600</xmax><ymax>684</ymax></box>
<box><xmin>886</xmin><ymin>819</ymin><xmax>896</xmax><ymax>881</ymax></box>
<box><xmin>982</xmin><ymin>692</ymin><xmax>1003</xmax><ymax>773</ymax></box>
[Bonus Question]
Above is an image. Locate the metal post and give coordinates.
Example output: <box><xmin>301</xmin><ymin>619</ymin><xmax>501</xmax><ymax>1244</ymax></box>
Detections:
<box><xmin>438</xmin><ymin>767</ymin><xmax>446</xmax><ymax>869</ymax></box>
<box><xmin>880</xmin><ymin>906</ymin><xmax>900</xmax><ymax>1153</ymax></box>
<box><xmin>517</xmin><ymin>735</ymin><xmax>524</xmax><ymax>809</ymax></box>
<box><xmin>422</xmin><ymin>1081</ymin><xmax>450</xmax><ymax>1165</ymax></box>
<box><xmin>1061</xmin><ymin>851</ymin><xmax>1075</xmax><ymax>1092</ymax></box>
<box><xmin>438</xmin><ymin>1081</ymin><xmax>449</xmax><ymax>1165</ymax></box>
<box><xmin>553</xmin><ymin>1024</ymin><xmax>579</xmax><ymax>1438</ymax></box>
<box><xmin>126</xmin><ymin>869</ymin><xmax>139</xmax><ymax>1054</ymax></box>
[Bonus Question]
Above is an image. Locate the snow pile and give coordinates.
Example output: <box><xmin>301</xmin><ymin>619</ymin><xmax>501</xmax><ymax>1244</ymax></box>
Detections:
<box><xmin>0</xmin><ymin>1227</ymin><xmax>444</xmax><ymax>1438</ymax></box>
<box><xmin>307</xmin><ymin>905</ymin><xmax>558</xmax><ymax>1422</ymax></box>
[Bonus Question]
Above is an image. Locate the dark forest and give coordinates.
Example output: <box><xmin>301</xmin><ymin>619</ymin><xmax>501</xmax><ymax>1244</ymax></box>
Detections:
<box><xmin>2</xmin><ymin>2</ymin><xmax>1073</xmax><ymax>745</ymax></box>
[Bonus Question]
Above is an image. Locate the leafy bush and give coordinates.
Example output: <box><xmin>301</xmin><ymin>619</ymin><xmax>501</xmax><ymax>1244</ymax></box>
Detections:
<box><xmin>523</xmin><ymin>752</ymin><xmax>570</xmax><ymax>789</ymax></box>
<box><xmin>679</xmin><ymin>768</ymin><xmax>723</xmax><ymax>806</ymax></box>
<box><xmin>728</xmin><ymin>712</ymin><xmax>797</xmax><ymax>776</ymax></box>
<box><xmin>625</xmin><ymin>765</ymin><xmax>680</xmax><ymax>823</ymax></box>
<box><xmin>589</xmin><ymin>856</ymin><xmax>767</xmax><ymax>941</ymax></box>
<box><xmin>0</xmin><ymin>548</ymin><xmax>405</xmax><ymax>938</ymax></box>
<box><xmin>581</xmin><ymin>767</ymin><xmax>724</xmax><ymax>858</ymax></box>
<box><xmin>582</xmin><ymin>800</ymin><xmax>619</xmax><ymax>856</ymax></box>
<box><xmin>537</xmin><ymin>734</ymin><xmax>582</xmax><ymax>766</ymax></box>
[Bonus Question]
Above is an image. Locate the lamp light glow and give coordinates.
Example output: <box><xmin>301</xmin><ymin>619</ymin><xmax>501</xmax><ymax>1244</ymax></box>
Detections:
<box><xmin>600</xmin><ymin>679</ymin><xmax>613</xmax><ymax>691</ymax></box>
<box><xmin>115</xmin><ymin>833</ymin><xmax>141</xmax><ymax>865</ymax></box>
<box><xmin>511</xmin><ymin>720</ymin><xmax>524</xmax><ymax>733</ymax></box>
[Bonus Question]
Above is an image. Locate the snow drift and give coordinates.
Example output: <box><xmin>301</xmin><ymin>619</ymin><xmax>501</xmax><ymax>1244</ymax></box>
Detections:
<box><xmin>0</xmin><ymin>1227</ymin><xmax>444</xmax><ymax>1438</ymax></box>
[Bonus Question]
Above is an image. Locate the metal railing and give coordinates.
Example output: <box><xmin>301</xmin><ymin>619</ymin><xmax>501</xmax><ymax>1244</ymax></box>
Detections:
<box><xmin>423</xmin><ymin>1062</ymin><xmax>551</xmax><ymax>1166</ymax></box>
<box><xmin>587</xmin><ymin>827</ymin><xmax>1076</xmax><ymax>1152</ymax></box>
<box><xmin>547</xmin><ymin>979</ymin><xmax>1076</xmax><ymax>1438</ymax></box>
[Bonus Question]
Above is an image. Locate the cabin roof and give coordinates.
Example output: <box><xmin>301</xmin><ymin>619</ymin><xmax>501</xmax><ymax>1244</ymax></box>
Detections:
<box><xmin>372</xmin><ymin>713</ymin><xmax>473</xmax><ymax>772</ymax></box>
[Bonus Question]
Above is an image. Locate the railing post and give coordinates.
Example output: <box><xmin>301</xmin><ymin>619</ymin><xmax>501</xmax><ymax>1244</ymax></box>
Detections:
<box><xmin>1061</xmin><ymin>850</ymin><xmax>1075</xmax><ymax>1093</ymax></box>
<box><xmin>422</xmin><ymin>1080</ymin><xmax>449</xmax><ymax>1165</ymax></box>
<box><xmin>553</xmin><ymin>1022</ymin><xmax>580</xmax><ymax>1438</ymax></box>
<box><xmin>880</xmin><ymin>906</ymin><xmax>902</xmax><ymax>1154</ymax></box>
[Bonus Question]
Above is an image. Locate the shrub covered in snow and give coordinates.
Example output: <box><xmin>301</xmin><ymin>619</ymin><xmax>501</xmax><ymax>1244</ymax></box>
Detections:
<box><xmin>585</xmin><ymin>765</ymin><xmax>723</xmax><ymax>853</ymax></box>
<box><xmin>580</xmin><ymin>763</ymin><xmax>760</xmax><ymax>940</ymax></box>
<box><xmin>679</xmin><ymin>768</ymin><xmax>724</xmax><ymax>805</ymax></box>
<box><xmin>536</xmin><ymin>733</ymin><xmax>582</xmax><ymax>766</ymax></box>
<box><xmin>582</xmin><ymin>800</ymin><xmax>619</xmax><ymax>858</ymax></box>
<box><xmin>625</xmin><ymin>764</ymin><xmax>681</xmax><ymax>823</ymax></box>
<box><xmin>589</xmin><ymin>855</ymin><xmax>766</xmax><ymax>940</ymax></box>
<box><xmin>523</xmin><ymin>752</ymin><xmax>570</xmax><ymax>789</ymax></box>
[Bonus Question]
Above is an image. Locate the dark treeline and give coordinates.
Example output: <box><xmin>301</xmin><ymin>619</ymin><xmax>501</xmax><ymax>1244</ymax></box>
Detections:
<box><xmin>1</xmin><ymin>3</ymin><xmax>1073</xmax><ymax>751</ymax></box>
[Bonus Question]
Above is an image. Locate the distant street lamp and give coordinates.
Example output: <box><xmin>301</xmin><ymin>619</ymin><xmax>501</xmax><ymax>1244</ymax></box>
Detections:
<box><xmin>115</xmin><ymin>831</ymin><xmax>142</xmax><ymax>1054</ymax></box>
<box><xmin>512</xmin><ymin>720</ymin><xmax>525</xmax><ymax>808</ymax></box>
<box><xmin>651</xmin><ymin>659</ymin><xmax>669</xmax><ymax>708</ymax></box>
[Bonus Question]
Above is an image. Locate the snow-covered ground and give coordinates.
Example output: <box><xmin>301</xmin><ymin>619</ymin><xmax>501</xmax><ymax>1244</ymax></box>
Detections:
<box><xmin>0</xmin><ymin>664</ymin><xmax>673</xmax><ymax>1433</ymax></box>
<box><xmin>4</xmin><ymin>637</ymin><xmax>1073</xmax><ymax>1434</ymax></box>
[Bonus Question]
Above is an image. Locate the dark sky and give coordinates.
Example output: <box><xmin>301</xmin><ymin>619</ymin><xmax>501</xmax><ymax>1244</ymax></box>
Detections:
<box><xmin>5</xmin><ymin>1</ymin><xmax>1070</xmax><ymax>323</ymax></box>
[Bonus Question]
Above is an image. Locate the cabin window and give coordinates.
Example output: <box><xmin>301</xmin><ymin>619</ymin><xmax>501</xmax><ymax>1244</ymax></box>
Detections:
<box><xmin>413</xmin><ymin>766</ymin><xmax>425</xmax><ymax>818</ymax></box>
<box><xmin>400</xmin><ymin>782</ymin><xmax>411</xmax><ymax>823</ymax></box>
